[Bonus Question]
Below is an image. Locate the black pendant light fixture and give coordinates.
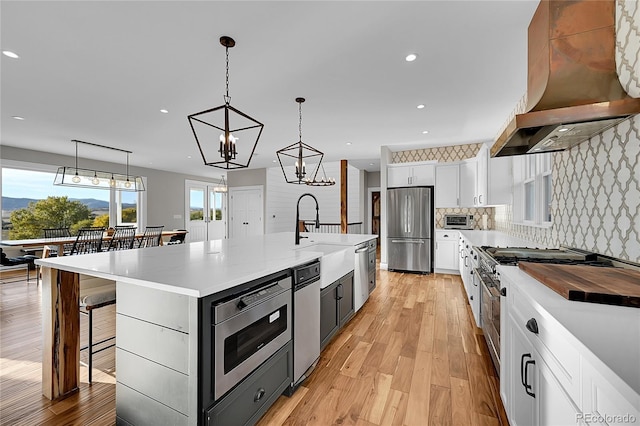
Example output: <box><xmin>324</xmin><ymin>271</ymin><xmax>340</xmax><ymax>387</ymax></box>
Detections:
<box><xmin>188</xmin><ymin>36</ymin><xmax>264</xmax><ymax>170</ymax></box>
<box><xmin>53</xmin><ymin>140</ymin><xmax>145</xmax><ymax>191</ymax></box>
<box><xmin>306</xmin><ymin>162</ymin><xmax>336</xmax><ymax>186</ymax></box>
<box><xmin>276</xmin><ymin>97</ymin><xmax>324</xmax><ymax>184</ymax></box>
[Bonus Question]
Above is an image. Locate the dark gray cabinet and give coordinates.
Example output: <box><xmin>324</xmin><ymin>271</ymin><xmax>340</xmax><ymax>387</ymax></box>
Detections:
<box><xmin>320</xmin><ymin>272</ymin><xmax>354</xmax><ymax>350</ymax></box>
<box><xmin>206</xmin><ymin>341</ymin><xmax>292</xmax><ymax>426</ymax></box>
<box><xmin>368</xmin><ymin>239</ymin><xmax>376</xmax><ymax>293</ymax></box>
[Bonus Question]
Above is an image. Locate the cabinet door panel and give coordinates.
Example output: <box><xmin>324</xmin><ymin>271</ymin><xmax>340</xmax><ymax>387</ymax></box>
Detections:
<box><xmin>459</xmin><ymin>160</ymin><xmax>477</xmax><ymax>207</ymax></box>
<box><xmin>435</xmin><ymin>164</ymin><xmax>460</xmax><ymax>207</ymax></box>
<box><xmin>536</xmin><ymin>355</ymin><xmax>581</xmax><ymax>426</ymax></box>
<box><xmin>387</xmin><ymin>166</ymin><xmax>412</xmax><ymax>187</ymax></box>
<box><xmin>338</xmin><ymin>274</ymin><xmax>355</xmax><ymax>326</ymax></box>
<box><xmin>320</xmin><ymin>284</ymin><xmax>339</xmax><ymax>350</ymax></box>
<box><xmin>507</xmin><ymin>316</ymin><xmax>536</xmax><ymax>426</ymax></box>
<box><xmin>412</xmin><ymin>164</ymin><xmax>435</xmax><ymax>186</ymax></box>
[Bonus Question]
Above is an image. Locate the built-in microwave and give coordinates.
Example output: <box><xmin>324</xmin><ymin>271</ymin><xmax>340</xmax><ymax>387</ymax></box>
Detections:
<box><xmin>444</xmin><ymin>214</ymin><xmax>473</xmax><ymax>229</ymax></box>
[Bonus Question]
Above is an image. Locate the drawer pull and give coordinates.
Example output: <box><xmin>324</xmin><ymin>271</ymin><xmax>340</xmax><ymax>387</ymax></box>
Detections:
<box><xmin>526</xmin><ymin>318</ymin><xmax>539</xmax><ymax>335</ymax></box>
<box><xmin>254</xmin><ymin>388</ymin><xmax>266</xmax><ymax>402</ymax></box>
<box><xmin>500</xmin><ymin>287</ymin><xmax>507</xmax><ymax>297</ymax></box>
<box><xmin>520</xmin><ymin>353</ymin><xmax>536</xmax><ymax>397</ymax></box>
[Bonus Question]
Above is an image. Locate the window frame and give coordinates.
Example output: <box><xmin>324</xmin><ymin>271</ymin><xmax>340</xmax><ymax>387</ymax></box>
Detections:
<box><xmin>1</xmin><ymin>159</ymin><xmax>147</xmax><ymax>235</ymax></box>
<box><xmin>513</xmin><ymin>153</ymin><xmax>553</xmax><ymax>228</ymax></box>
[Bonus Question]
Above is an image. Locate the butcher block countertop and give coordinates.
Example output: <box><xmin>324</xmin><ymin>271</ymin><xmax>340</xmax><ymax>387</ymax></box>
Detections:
<box><xmin>519</xmin><ymin>262</ymin><xmax>640</xmax><ymax>308</ymax></box>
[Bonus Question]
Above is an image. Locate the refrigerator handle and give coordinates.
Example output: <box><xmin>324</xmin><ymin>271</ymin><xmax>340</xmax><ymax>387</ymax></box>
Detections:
<box><xmin>404</xmin><ymin>195</ymin><xmax>409</xmax><ymax>233</ymax></box>
<box><xmin>391</xmin><ymin>239</ymin><xmax>425</xmax><ymax>244</ymax></box>
<box><xmin>407</xmin><ymin>195</ymin><xmax>412</xmax><ymax>234</ymax></box>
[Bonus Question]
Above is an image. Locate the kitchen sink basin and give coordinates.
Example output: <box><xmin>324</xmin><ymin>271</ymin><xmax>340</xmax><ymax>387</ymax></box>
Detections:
<box><xmin>296</xmin><ymin>243</ymin><xmax>354</xmax><ymax>288</ymax></box>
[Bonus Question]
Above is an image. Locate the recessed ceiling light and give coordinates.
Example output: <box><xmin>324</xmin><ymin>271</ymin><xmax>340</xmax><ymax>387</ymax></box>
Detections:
<box><xmin>160</xmin><ymin>109</ymin><xmax>169</xmax><ymax>114</ymax></box>
<box><xmin>346</xmin><ymin>142</ymin><xmax>352</xmax><ymax>146</ymax></box>
<box><xmin>2</xmin><ymin>51</ymin><xmax>19</xmax><ymax>59</ymax></box>
<box><xmin>422</xmin><ymin>130</ymin><xmax>429</xmax><ymax>134</ymax></box>
<box><xmin>12</xmin><ymin>116</ymin><xmax>25</xmax><ymax>120</ymax></box>
<box><xmin>272</xmin><ymin>160</ymin><xmax>277</xmax><ymax>163</ymax></box>
<box><xmin>369</xmin><ymin>163</ymin><xmax>374</xmax><ymax>166</ymax></box>
<box><xmin>417</xmin><ymin>104</ymin><xmax>425</xmax><ymax>109</ymax></box>
<box><xmin>558</xmin><ymin>127</ymin><xmax>569</xmax><ymax>132</ymax></box>
<box><xmin>405</xmin><ymin>54</ymin><xmax>417</xmax><ymax>62</ymax></box>
<box><xmin>187</xmin><ymin>155</ymin><xmax>192</xmax><ymax>159</ymax></box>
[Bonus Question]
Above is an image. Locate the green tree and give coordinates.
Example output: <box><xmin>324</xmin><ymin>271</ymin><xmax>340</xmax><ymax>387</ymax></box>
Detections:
<box><xmin>9</xmin><ymin>196</ymin><xmax>93</xmax><ymax>239</ymax></box>
<box><xmin>93</xmin><ymin>214</ymin><xmax>110</xmax><ymax>228</ymax></box>
<box><xmin>122</xmin><ymin>208</ymin><xmax>137</xmax><ymax>223</ymax></box>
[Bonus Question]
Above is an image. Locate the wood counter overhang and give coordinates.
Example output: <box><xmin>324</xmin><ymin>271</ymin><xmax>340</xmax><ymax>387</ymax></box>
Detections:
<box><xmin>34</xmin><ymin>232</ymin><xmax>376</xmax><ymax>400</ymax></box>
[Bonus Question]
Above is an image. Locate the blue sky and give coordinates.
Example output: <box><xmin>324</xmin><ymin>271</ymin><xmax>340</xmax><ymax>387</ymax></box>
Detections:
<box><xmin>2</xmin><ymin>168</ymin><xmax>135</xmax><ymax>203</ymax></box>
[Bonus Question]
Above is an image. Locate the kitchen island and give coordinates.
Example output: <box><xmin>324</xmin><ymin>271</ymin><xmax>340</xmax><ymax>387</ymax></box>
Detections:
<box><xmin>35</xmin><ymin>232</ymin><xmax>376</xmax><ymax>425</ymax></box>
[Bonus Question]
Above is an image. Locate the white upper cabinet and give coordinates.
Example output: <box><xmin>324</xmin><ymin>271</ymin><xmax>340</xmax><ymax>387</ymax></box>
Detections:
<box><xmin>435</xmin><ymin>163</ymin><xmax>460</xmax><ymax>207</ymax></box>
<box><xmin>459</xmin><ymin>159</ymin><xmax>477</xmax><ymax>207</ymax></box>
<box><xmin>387</xmin><ymin>162</ymin><xmax>435</xmax><ymax>187</ymax></box>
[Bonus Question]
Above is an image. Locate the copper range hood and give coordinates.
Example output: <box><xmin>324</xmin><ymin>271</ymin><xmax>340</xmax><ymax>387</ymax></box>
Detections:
<box><xmin>492</xmin><ymin>0</ymin><xmax>640</xmax><ymax>157</ymax></box>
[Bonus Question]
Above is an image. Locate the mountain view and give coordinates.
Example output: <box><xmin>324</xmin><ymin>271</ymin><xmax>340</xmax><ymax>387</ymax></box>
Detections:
<box><xmin>1</xmin><ymin>196</ymin><xmax>135</xmax><ymax>211</ymax></box>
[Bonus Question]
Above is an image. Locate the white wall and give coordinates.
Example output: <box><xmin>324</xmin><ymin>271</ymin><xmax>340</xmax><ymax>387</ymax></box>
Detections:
<box><xmin>265</xmin><ymin>161</ymin><xmax>360</xmax><ymax>234</ymax></box>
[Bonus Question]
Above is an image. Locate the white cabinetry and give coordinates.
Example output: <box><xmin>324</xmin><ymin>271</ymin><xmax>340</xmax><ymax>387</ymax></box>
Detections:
<box><xmin>435</xmin><ymin>164</ymin><xmax>460</xmax><ymax>207</ymax></box>
<box><xmin>459</xmin><ymin>160</ymin><xmax>477</xmax><ymax>207</ymax></box>
<box><xmin>435</xmin><ymin>230</ymin><xmax>459</xmax><ymax>270</ymax></box>
<box><xmin>458</xmin><ymin>233</ymin><xmax>480</xmax><ymax>327</ymax></box>
<box><xmin>457</xmin><ymin>144</ymin><xmax>512</xmax><ymax>207</ymax></box>
<box><xmin>387</xmin><ymin>162</ymin><xmax>435</xmax><ymax>187</ymax></box>
<box><xmin>500</xmin><ymin>272</ymin><xmax>640</xmax><ymax>426</ymax></box>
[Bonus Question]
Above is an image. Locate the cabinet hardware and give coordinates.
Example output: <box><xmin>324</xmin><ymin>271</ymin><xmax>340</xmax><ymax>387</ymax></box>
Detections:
<box><xmin>524</xmin><ymin>359</ymin><xmax>536</xmax><ymax>398</ymax></box>
<box><xmin>479</xmin><ymin>195</ymin><xmax>483</xmax><ymax>204</ymax></box>
<box><xmin>336</xmin><ymin>283</ymin><xmax>343</xmax><ymax>300</ymax></box>
<box><xmin>500</xmin><ymin>287</ymin><xmax>507</xmax><ymax>297</ymax></box>
<box><xmin>254</xmin><ymin>387</ymin><xmax>266</xmax><ymax>402</ymax></box>
<box><xmin>526</xmin><ymin>318</ymin><xmax>539</xmax><ymax>334</ymax></box>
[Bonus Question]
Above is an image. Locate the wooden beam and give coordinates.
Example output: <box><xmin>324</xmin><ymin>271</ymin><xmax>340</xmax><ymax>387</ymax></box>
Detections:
<box><xmin>341</xmin><ymin>159</ymin><xmax>348</xmax><ymax>234</ymax></box>
<box><xmin>42</xmin><ymin>267</ymin><xmax>80</xmax><ymax>400</ymax></box>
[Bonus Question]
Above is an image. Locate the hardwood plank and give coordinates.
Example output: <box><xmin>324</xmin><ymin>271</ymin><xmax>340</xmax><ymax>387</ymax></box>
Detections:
<box><xmin>447</xmin><ymin>334</ymin><xmax>468</xmax><ymax>380</ymax></box>
<box><xmin>360</xmin><ymin>372</ymin><xmax>393</xmax><ymax>424</ymax></box>
<box><xmin>466</xmin><ymin>352</ymin><xmax>498</xmax><ymax>418</ymax></box>
<box><xmin>431</xmin><ymin>338</ymin><xmax>451</xmax><ymax>388</ymax></box>
<box><xmin>341</xmin><ymin>341</ymin><xmax>373</xmax><ymax>378</ymax></box>
<box><xmin>380</xmin><ymin>389</ymin><xmax>409</xmax><ymax>426</ymax></box>
<box><xmin>428</xmin><ymin>384</ymin><xmax>452</xmax><ymax>426</ymax></box>
<box><xmin>390</xmin><ymin>355</ymin><xmax>415</xmax><ymax>393</ymax></box>
<box><xmin>404</xmin><ymin>349</ymin><xmax>432</xmax><ymax>425</ymax></box>
<box><xmin>450</xmin><ymin>377</ymin><xmax>476</xmax><ymax>426</ymax></box>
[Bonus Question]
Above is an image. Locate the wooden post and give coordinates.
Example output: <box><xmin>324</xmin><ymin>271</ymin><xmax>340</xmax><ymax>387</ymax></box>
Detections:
<box><xmin>340</xmin><ymin>159</ymin><xmax>348</xmax><ymax>234</ymax></box>
<box><xmin>42</xmin><ymin>267</ymin><xmax>80</xmax><ymax>400</ymax></box>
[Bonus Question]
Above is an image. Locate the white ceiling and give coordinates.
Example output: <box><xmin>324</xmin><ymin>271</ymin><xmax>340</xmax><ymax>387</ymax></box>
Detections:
<box><xmin>1</xmin><ymin>1</ymin><xmax>538</xmax><ymax>177</ymax></box>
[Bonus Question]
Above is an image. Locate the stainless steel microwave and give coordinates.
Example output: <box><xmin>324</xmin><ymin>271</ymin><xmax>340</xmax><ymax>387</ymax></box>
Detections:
<box><xmin>444</xmin><ymin>214</ymin><xmax>473</xmax><ymax>229</ymax></box>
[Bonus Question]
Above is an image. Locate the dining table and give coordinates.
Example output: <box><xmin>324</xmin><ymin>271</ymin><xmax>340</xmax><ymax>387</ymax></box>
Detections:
<box><xmin>0</xmin><ymin>230</ymin><xmax>188</xmax><ymax>256</ymax></box>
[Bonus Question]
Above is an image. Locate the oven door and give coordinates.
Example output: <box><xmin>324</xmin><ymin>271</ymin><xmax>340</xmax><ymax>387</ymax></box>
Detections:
<box><xmin>213</xmin><ymin>289</ymin><xmax>291</xmax><ymax>400</ymax></box>
<box><xmin>479</xmin><ymin>275</ymin><xmax>501</xmax><ymax>372</ymax></box>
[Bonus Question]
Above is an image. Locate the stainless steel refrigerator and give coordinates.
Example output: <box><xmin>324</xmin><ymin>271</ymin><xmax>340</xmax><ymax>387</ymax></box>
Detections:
<box><xmin>387</xmin><ymin>186</ymin><xmax>434</xmax><ymax>273</ymax></box>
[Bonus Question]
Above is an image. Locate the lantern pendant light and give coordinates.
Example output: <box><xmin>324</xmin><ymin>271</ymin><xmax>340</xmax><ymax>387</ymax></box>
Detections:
<box><xmin>188</xmin><ymin>36</ymin><xmax>264</xmax><ymax>170</ymax></box>
<box><xmin>276</xmin><ymin>97</ymin><xmax>324</xmax><ymax>184</ymax></box>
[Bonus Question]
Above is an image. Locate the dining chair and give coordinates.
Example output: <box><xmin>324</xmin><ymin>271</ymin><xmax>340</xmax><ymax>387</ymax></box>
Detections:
<box><xmin>70</xmin><ymin>227</ymin><xmax>105</xmax><ymax>255</ymax></box>
<box><xmin>43</xmin><ymin>227</ymin><xmax>73</xmax><ymax>256</ymax></box>
<box><xmin>166</xmin><ymin>229</ymin><xmax>187</xmax><ymax>245</ymax></box>
<box><xmin>106</xmin><ymin>226</ymin><xmax>136</xmax><ymax>251</ymax></box>
<box><xmin>137</xmin><ymin>225</ymin><xmax>164</xmax><ymax>248</ymax></box>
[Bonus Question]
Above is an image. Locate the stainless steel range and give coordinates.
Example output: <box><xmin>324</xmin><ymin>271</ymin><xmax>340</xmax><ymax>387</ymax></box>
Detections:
<box><xmin>473</xmin><ymin>246</ymin><xmax>615</xmax><ymax>375</ymax></box>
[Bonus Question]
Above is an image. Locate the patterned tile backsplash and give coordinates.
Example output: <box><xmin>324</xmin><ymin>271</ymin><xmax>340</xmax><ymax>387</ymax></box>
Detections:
<box><xmin>392</xmin><ymin>143</ymin><xmax>483</xmax><ymax>163</ymax></box>
<box><xmin>436</xmin><ymin>208</ymin><xmax>495</xmax><ymax>230</ymax></box>
<box><xmin>495</xmin><ymin>114</ymin><xmax>640</xmax><ymax>262</ymax></box>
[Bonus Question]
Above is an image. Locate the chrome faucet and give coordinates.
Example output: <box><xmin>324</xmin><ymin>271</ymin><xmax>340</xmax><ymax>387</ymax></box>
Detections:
<box><xmin>295</xmin><ymin>193</ymin><xmax>320</xmax><ymax>245</ymax></box>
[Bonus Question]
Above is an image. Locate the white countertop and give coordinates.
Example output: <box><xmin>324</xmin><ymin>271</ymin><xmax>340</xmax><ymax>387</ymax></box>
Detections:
<box><xmin>498</xmin><ymin>265</ymin><xmax>640</xmax><ymax>396</ymax></box>
<box><xmin>35</xmin><ymin>232</ymin><xmax>376</xmax><ymax>298</ymax></box>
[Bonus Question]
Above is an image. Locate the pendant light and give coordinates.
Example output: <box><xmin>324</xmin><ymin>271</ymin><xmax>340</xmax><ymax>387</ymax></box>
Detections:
<box><xmin>276</xmin><ymin>97</ymin><xmax>324</xmax><ymax>184</ymax></box>
<box><xmin>214</xmin><ymin>175</ymin><xmax>228</xmax><ymax>193</ymax></box>
<box><xmin>53</xmin><ymin>140</ymin><xmax>145</xmax><ymax>191</ymax></box>
<box><xmin>306</xmin><ymin>162</ymin><xmax>336</xmax><ymax>186</ymax></box>
<box><xmin>188</xmin><ymin>36</ymin><xmax>264</xmax><ymax>170</ymax></box>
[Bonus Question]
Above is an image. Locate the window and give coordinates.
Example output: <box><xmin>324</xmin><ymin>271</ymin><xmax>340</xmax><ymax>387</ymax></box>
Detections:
<box><xmin>512</xmin><ymin>152</ymin><xmax>553</xmax><ymax>226</ymax></box>
<box><xmin>2</xmin><ymin>164</ymin><xmax>145</xmax><ymax>239</ymax></box>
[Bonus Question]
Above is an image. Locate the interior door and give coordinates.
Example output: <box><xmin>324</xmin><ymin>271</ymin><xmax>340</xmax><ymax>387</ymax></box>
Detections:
<box><xmin>186</xmin><ymin>180</ymin><xmax>227</xmax><ymax>242</ymax></box>
<box><xmin>229</xmin><ymin>186</ymin><xmax>263</xmax><ymax>238</ymax></box>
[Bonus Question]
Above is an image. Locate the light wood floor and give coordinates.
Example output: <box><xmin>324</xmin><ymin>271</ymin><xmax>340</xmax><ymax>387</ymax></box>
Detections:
<box><xmin>0</xmin><ymin>266</ymin><xmax>507</xmax><ymax>425</ymax></box>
